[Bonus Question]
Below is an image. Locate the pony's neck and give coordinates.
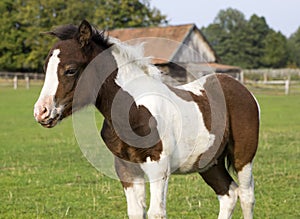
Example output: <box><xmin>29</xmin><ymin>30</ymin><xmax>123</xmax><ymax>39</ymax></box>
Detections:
<box><xmin>95</xmin><ymin>69</ymin><xmax>119</xmax><ymax>121</ymax></box>
<box><xmin>94</xmin><ymin>40</ymin><xmax>161</xmax><ymax>122</ymax></box>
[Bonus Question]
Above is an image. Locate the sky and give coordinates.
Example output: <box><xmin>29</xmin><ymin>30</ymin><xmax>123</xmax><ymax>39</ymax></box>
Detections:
<box><xmin>150</xmin><ymin>0</ymin><xmax>300</xmax><ymax>37</ymax></box>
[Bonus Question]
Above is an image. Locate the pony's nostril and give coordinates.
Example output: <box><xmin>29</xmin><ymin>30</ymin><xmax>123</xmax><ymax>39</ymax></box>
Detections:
<box><xmin>42</xmin><ymin>107</ymin><xmax>47</xmax><ymax>114</ymax></box>
<box><xmin>42</xmin><ymin>107</ymin><xmax>51</xmax><ymax>118</ymax></box>
<box><xmin>36</xmin><ymin>106</ymin><xmax>51</xmax><ymax>120</ymax></box>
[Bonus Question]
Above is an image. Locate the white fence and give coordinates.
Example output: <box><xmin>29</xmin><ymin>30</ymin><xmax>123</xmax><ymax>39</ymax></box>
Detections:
<box><xmin>1</xmin><ymin>69</ymin><xmax>300</xmax><ymax>94</ymax></box>
<box><xmin>243</xmin><ymin>69</ymin><xmax>300</xmax><ymax>81</ymax></box>
<box><xmin>243</xmin><ymin>69</ymin><xmax>300</xmax><ymax>95</ymax></box>
<box><xmin>0</xmin><ymin>72</ymin><xmax>44</xmax><ymax>89</ymax></box>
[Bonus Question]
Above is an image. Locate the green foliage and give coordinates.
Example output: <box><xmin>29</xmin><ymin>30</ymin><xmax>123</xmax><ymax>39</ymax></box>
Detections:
<box><xmin>213</xmin><ymin>8</ymin><xmax>247</xmax><ymax>32</ymax></box>
<box><xmin>262</xmin><ymin>30</ymin><xmax>289</xmax><ymax>68</ymax></box>
<box><xmin>202</xmin><ymin>8</ymin><xmax>293</xmax><ymax>69</ymax></box>
<box><xmin>93</xmin><ymin>0</ymin><xmax>167</xmax><ymax>29</ymax></box>
<box><xmin>206</xmin><ymin>9</ymin><xmax>253</xmax><ymax>68</ymax></box>
<box><xmin>0</xmin><ymin>0</ymin><xmax>167</xmax><ymax>72</ymax></box>
<box><xmin>288</xmin><ymin>27</ymin><xmax>300</xmax><ymax>67</ymax></box>
<box><xmin>246</xmin><ymin>15</ymin><xmax>270</xmax><ymax>68</ymax></box>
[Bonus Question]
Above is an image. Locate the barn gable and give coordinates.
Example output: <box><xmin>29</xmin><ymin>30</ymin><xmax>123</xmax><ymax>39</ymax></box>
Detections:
<box><xmin>171</xmin><ymin>25</ymin><xmax>219</xmax><ymax>64</ymax></box>
<box><xmin>109</xmin><ymin>24</ymin><xmax>240</xmax><ymax>85</ymax></box>
<box><xmin>109</xmin><ymin>24</ymin><xmax>219</xmax><ymax>64</ymax></box>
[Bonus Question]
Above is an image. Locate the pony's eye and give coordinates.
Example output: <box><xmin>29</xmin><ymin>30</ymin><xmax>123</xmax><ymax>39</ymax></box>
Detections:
<box><xmin>64</xmin><ymin>69</ymin><xmax>77</xmax><ymax>76</ymax></box>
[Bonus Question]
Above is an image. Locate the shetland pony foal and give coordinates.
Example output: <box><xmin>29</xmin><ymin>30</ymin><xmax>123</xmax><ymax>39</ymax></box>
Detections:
<box><xmin>34</xmin><ymin>20</ymin><xmax>259</xmax><ymax>219</ymax></box>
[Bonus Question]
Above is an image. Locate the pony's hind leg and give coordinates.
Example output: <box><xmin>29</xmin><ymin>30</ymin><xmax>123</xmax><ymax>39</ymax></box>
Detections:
<box><xmin>237</xmin><ymin>162</ymin><xmax>255</xmax><ymax>219</ymax></box>
<box><xmin>200</xmin><ymin>158</ymin><xmax>238</xmax><ymax>219</ymax></box>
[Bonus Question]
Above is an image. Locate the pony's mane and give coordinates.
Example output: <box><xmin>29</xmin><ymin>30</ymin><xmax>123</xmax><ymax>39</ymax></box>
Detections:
<box><xmin>109</xmin><ymin>37</ymin><xmax>161</xmax><ymax>80</ymax></box>
<box><xmin>44</xmin><ymin>24</ymin><xmax>109</xmax><ymax>47</ymax></box>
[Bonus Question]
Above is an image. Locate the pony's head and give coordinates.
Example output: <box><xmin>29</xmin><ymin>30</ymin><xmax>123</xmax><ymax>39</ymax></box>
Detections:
<box><xmin>34</xmin><ymin>20</ymin><xmax>111</xmax><ymax>128</ymax></box>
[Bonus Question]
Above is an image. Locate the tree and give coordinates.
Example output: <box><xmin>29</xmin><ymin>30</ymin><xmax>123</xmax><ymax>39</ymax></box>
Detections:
<box><xmin>202</xmin><ymin>8</ymin><xmax>290</xmax><ymax>69</ymax></box>
<box><xmin>288</xmin><ymin>27</ymin><xmax>300</xmax><ymax>67</ymax></box>
<box><xmin>213</xmin><ymin>8</ymin><xmax>247</xmax><ymax>33</ymax></box>
<box><xmin>93</xmin><ymin>0</ymin><xmax>167</xmax><ymax>29</ymax></box>
<box><xmin>262</xmin><ymin>30</ymin><xmax>289</xmax><ymax>68</ymax></box>
<box><xmin>202</xmin><ymin>8</ymin><xmax>253</xmax><ymax>68</ymax></box>
<box><xmin>246</xmin><ymin>15</ymin><xmax>270</xmax><ymax>68</ymax></box>
<box><xmin>0</xmin><ymin>0</ymin><xmax>167</xmax><ymax>72</ymax></box>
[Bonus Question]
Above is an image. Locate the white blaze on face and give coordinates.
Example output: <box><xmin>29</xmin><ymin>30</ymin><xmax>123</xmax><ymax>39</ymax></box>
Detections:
<box><xmin>34</xmin><ymin>49</ymin><xmax>60</xmax><ymax>122</ymax></box>
<box><xmin>40</xmin><ymin>49</ymin><xmax>60</xmax><ymax>98</ymax></box>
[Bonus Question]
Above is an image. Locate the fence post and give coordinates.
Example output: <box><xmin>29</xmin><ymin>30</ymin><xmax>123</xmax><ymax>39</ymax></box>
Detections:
<box><xmin>25</xmin><ymin>75</ymin><xmax>30</xmax><ymax>89</ymax></box>
<box><xmin>285</xmin><ymin>78</ymin><xmax>290</xmax><ymax>95</ymax></box>
<box><xmin>263</xmin><ymin>71</ymin><xmax>268</xmax><ymax>84</ymax></box>
<box><xmin>240</xmin><ymin>71</ymin><xmax>244</xmax><ymax>84</ymax></box>
<box><xmin>13</xmin><ymin>76</ymin><xmax>18</xmax><ymax>89</ymax></box>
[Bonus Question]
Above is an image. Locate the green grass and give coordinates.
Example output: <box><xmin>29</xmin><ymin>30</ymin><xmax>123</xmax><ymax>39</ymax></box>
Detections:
<box><xmin>0</xmin><ymin>85</ymin><xmax>299</xmax><ymax>218</ymax></box>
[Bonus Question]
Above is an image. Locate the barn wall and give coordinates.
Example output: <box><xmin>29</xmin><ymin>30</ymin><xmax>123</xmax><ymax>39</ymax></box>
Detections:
<box><xmin>156</xmin><ymin>62</ymin><xmax>242</xmax><ymax>86</ymax></box>
<box><xmin>172</xmin><ymin>30</ymin><xmax>216</xmax><ymax>63</ymax></box>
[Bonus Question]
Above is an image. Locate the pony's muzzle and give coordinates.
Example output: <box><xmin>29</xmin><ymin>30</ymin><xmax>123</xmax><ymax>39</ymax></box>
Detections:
<box><xmin>34</xmin><ymin>105</ymin><xmax>50</xmax><ymax>121</ymax></box>
<box><xmin>34</xmin><ymin>97</ymin><xmax>61</xmax><ymax>128</ymax></box>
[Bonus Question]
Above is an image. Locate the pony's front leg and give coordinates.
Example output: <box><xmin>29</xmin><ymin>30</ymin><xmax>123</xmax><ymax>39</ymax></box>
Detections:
<box><xmin>115</xmin><ymin>158</ymin><xmax>146</xmax><ymax>219</ymax></box>
<box><xmin>141</xmin><ymin>157</ymin><xmax>170</xmax><ymax>219</ymax></box>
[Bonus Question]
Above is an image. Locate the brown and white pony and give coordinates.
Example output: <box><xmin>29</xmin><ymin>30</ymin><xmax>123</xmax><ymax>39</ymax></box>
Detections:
<box><xmin>34</xmin><ymin>20</ymin><xmax>259</xmax><ymax>219</ymax></box>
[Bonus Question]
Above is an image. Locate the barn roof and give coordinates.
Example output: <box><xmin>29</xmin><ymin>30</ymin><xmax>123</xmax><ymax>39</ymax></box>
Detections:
<box><xmin>201</xmin><ymin>63</ymin><xmax>241</xmax><ymax>73</ymax></box>
<box><xmin>109</xmin><ymin>24</ymin><xmax>194</xmax><ymax>43</ymax></box>
<box><xmin>109</xmin><ymin>24</ymin><xmax>219</xmax><ymax>64</ymax></box>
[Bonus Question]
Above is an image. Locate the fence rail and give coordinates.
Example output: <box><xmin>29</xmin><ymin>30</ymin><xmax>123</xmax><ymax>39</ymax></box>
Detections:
<box><xmin>0</xmin><ymin>72</ymin><xmax>45</xmax><ymax>80</ymax></box>
<box><xmin>0</xmin><ymin>72</ymin><xmax>44</xmax><ymax>89</ymax></box>
<box><xmin>1</xmin><ymin>69</ymin><xmax>300</xmax><ymax>95</ymax></box>
<box><xmin>243</xmin><ymin>69</ymin><xmax>300</xmax><ymax>95</ymax></box>
<box><xmin>243</xmin><ymin>68</ymin><xmax>300</xmax><ymax>81</ymax></box>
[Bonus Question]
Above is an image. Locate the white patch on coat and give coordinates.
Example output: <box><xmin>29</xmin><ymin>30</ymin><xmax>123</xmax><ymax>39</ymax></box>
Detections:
<box><xmin>238</xmin><ymin>162</ymin><xmax>255</xmax><ymax>219</ymax></box>
<box><xmin>217</xmin><ymin>182</ymin><xmax>238</xmax><ymax>219</ymax></box>
<box><xmin>112</xmin><ymin>41</ymin><xmax>214</xmax><ymax>174</ymax></box>
<box><xmin>176</xmin><ymin>76</ymin><xmax>207</xmax><ymax>96</ymax></box>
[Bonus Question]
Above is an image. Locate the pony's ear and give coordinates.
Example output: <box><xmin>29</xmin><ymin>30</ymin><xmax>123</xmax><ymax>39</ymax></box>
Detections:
<box><xmin>40</xmin><ymin>24</ymin><xmax>77</xmax><ymax>40</ymax></box>
<box><xmin>78</xmin><ymin>20</ymin><xmax>93</xmax><ymax>48</ymax></box>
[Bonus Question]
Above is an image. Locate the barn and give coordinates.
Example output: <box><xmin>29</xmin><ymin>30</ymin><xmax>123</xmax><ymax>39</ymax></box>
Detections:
<box><xmin>109</xmin><ymin>24</ymin><xmax>241</xmax><ymax>85</ymax></box>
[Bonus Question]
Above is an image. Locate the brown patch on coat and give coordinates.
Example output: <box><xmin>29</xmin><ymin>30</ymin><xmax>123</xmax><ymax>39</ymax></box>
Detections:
<box><xmin>215</xmin><ymin>74</ymin><xmax>259</xmax><ymax>172</ymax></box>
<box><xmin>99</xmin><ymin>101</ymin><xmax>163</xmax><ymax>164</ymax></box>
<box><xmin>196</xmin><ymin>74</ymin><xmax>230</xmax><ymax>171</ymax></box>
<box><xmin>96</xmin><ymin>69</ymin><xmax>163</xmax><ymax>165</ymax></box>
<box><xmin>199</xmin><ymin>74</ymin><xmax>259</xmax><ymax>195</ymax></box>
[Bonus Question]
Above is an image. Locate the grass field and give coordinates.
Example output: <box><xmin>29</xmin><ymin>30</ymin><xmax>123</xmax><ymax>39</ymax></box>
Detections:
<box><xmin>0</xmin><ymin>84</ymin><xmax>299</xmax><ymax>218</ymax></box>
